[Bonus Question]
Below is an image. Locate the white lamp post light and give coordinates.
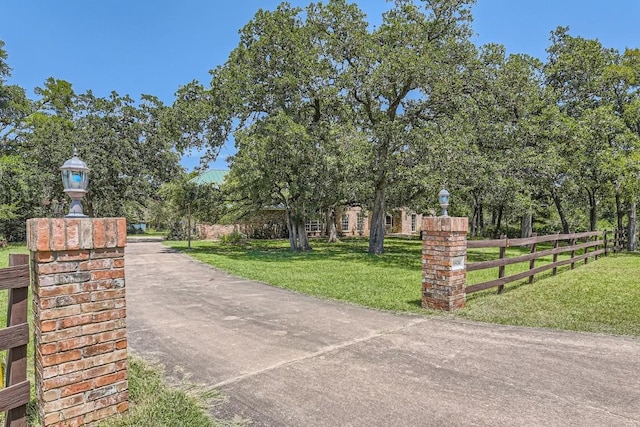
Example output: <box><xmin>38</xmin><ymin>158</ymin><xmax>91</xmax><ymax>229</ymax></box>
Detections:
<box><xmin>438</xmin><ymin>188</ymin><xmax>450</xmax><ymax>217</ymax></box>
<box><xmin>60</xmin><ymin>150</ymin><xmax>90</xmax><ymax>218</ymax></box>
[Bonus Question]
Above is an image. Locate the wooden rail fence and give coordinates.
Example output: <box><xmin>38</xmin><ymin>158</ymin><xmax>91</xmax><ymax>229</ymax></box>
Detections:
<box><xmin>0</xmin><ymin>254</ymin><xmax>30</xmax><ymax>427</ymax></box>
<box><xmin>613</xmin><ymin>228</ymin><xmax>628</xmax><ymax>251</ymax></box>
<box><xmin>466</xmin><ymin>231</ymin><xmax>614</xmax><ymax>294</ymax></box>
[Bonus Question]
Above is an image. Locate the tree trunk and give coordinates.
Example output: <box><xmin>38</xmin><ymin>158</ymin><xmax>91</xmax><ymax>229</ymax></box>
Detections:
<box><xmin>628</xmin><ymin>200</ymin><xmax>637</xmax><ymax>252</ymax></box>
<box><xmin>297</xmin><ymin>222</ymin><xmax>311</xmax><ymax>251</ymax></box>
<box><xmin>286</xmin><ymin>209</ymin><xmax>297</xmax><ymax>251</ymax></box>
<box><xmin>615</xmin><ymin>187</ymin><xmax>624</xmax><ymax>232</ymax></box>
<box><xmin>521</xmin><ymin>212</ymin><xmax>532</xmax><ymax>238</ymax></box>
<box><xmin>368</xmin><ymin>183</ymin><xmax>385</xmax><ymax>255</ymax></box>
<box><xmin>187</xmin><ymin>211</ymin><xmax>192</xmax><ymax>249</ymax></box>
<box><xmin>552</xmin><ymin>189</ymin><xmax>570</xmax><ymax>234</ymax></box>
<box><xmin>588</xmin><ymin>190</ymin><xmax>597</xmax><ymax>231</ymax></box>
<box><xmin>327</xmin><ymin>208</ymin><xmax>339</xmax><ymax>243</ymax></box>
<box><xmin>496</xmin><ymin>205</ymin><xmax>503</xmax><ymax>238</ymax></box>
<box><xmin>470</xmin><ymin>203</ymin><xmax>478</xmax><ymax>237</ymax></box>
<box><xmin>479</xmin><ymin>202</ymin><xmax>485</xmax><ymax>236</ymax></box>
<box><xmin>86</xmin><ymin>200</ymin><xmax>96</xmax><ymax>218</ymax></box>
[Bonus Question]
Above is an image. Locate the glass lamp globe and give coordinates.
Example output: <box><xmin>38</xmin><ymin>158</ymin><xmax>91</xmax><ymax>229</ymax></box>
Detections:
<box><xmin>60</xmin><ymin>150</ymin><xmax>90</xmax><ymax>217</ymax></box>
<box><xmin>438</xmin><ymin>188</ymin><xmax>450</xmax><ymax>217</ymax></box>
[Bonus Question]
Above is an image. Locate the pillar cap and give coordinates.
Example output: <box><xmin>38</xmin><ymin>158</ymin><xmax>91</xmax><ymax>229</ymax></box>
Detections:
<box><xmin>422</xmin><ymin>216</ymin><xmax>468</xmax><ymax>233</ymax></box>
<box><xmin>27</xmin><ymin>218</ymin><xmax>127</xmax><ymax>251</ymax></box>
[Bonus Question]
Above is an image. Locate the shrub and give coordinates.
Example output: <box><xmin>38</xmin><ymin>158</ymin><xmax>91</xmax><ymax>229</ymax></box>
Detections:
<box><xmin>220</xmin><ymin>230</ymin><xmax>246</xmax><ymax>245</ymax></box>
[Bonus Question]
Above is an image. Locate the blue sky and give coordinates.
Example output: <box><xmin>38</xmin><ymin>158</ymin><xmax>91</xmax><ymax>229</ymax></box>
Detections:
<box><xmin>2</xmin><ymin>0</ymin><xmax>639</xmax><ymax>171</ymax></box>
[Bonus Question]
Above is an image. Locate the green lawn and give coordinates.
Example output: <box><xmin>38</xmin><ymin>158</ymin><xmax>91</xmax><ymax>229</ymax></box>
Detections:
<box><xmin>459</xmin><ymin>252</ymin><xmax>640</xmax><ymax>335</ymax></box>
<box><xmin>175</xmin><ymin>238</ymin><xmax>427</xmax><ymax>312</ymax></box>
<box><xmin>0</xmin><ymin>243</ymin><xmax>29</xmax><ymax>268</ymax></box>
<box><xmin>166</xmin><ymin>237</ymin><xmax>640</xmax><ymax>336</ymax></box>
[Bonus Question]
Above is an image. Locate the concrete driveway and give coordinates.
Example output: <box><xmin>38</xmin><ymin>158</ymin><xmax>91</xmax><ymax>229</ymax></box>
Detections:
<box><xmin>125</xmin><ymin>242</ymin><xmax>640</xmax><ymax>426</ymax></box>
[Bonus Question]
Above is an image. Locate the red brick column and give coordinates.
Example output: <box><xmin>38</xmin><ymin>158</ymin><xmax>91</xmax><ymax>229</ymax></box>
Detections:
<box><xmin>421</xmin><ymin>217</ymin><xmax>468</xmax><ymax>310</ymax></box>
<box><xmin>26</xmin><ymin>218</ymin><xmax>128</xmax><ymax>427</ymax></box>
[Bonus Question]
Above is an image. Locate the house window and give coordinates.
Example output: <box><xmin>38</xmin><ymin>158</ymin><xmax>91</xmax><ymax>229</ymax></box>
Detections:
<box><xmin>386</xmin><ymin>215</ymin><xmax>393</xmax><ymax>227</ymax></box>
<box><xmin>411</xmin><ymin>214</ymin><xmax>417</xmax><ymax>232</ymax></box>
<box><xmin>305</xmin><ymin>219</ymin><xmax>322</xmax><ymax>233</ymax></box>
<box><xmin>341</xmin><ymin>214</ymin><xmax>350</xmax><ymax>231</ymax></box>
<box><xmin>357</xmin><ymin>213</ymin><xmax>365</xmax><ymax>233</ymax></box>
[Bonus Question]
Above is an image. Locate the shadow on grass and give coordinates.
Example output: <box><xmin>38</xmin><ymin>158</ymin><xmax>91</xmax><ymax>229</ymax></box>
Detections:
<box><xmin>407</xmin><ymin>299</ymin><xmax>423</xmax><ymax>308</ymax></box>
<box><xmin>168</xmin><ymin>238</ymin><xmax>423</xmax><ymax>272</ymax></box>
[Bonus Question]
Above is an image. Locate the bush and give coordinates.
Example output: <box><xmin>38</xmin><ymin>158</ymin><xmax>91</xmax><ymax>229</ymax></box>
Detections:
<box><xmin>220</xmin><ymin>230</ymin><xmax>246</xmax><ymax>245</ymax></box>
<box><xmin>166</xmin><ymin>220</ymin><xmax>187</xmax><ymax>241</ymax></box>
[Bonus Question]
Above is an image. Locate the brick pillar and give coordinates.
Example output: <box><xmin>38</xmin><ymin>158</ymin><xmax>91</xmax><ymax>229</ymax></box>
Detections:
<box><xmin>421</xmin><ymin>217</ymin><xmax>468</xmax><ymax>311</ymax></box>
<box><xmin>26</xmin><ymin>218</ymin><xmax>128</xmax><ymax>427</ymax></box>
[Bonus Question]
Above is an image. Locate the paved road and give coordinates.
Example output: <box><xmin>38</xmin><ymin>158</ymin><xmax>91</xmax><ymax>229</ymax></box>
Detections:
<box><xmin>125</xmin><ymin>242</ymin><xmax>640</xmax><ymax>427</ymax></box>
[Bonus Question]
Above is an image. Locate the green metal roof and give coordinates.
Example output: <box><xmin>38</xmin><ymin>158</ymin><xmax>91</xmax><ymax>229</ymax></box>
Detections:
<box><xmin>191</xmin><ymin>169</ymin><xmax>229</xmax><ymax>186</ymax></box>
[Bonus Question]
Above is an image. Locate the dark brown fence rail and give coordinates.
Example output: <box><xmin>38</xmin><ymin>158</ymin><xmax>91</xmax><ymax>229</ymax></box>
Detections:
<box><xmin>1</xmin><ymin>254</ymin><xmax>30</xmax><ymax>427</ymax></box>
<box><xmin>467</xmin><ymin>231</ymin><xmax>613</xmax><ymax>294</ymax></box>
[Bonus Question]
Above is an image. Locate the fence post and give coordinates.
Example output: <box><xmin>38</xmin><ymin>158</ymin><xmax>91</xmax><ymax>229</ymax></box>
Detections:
<box><xmin>584</xmin><ymin>235</ymin><xmax>590</xmax><ymax>265</ymax></box>
<box><xmin>26</xmin><ymin>218</ymin><xmax>128</xmax><ymax>427</ymax></box>
<box><xmin>4</xmin><ymin>255</ymin><xmax>30</xmax><ymax>427</ymax></box>
<box><xmin>528</xmin><ymin>233</ymin><xmax>538</xmax><ymax>284</ymax></box>
<box><xmin>421</xmin><ymin>216</ymin><xmax>468</xmax><ymax>311</ymax></box>
<box><xmin>552</xmin><ymin>233</ymin><xmax>559</xmax><ymax>276</ymax></box>
<box><xmin>497</xmin><ymin>235</ymin><xmax>506</xmax><ymax>294</ymax></box>
<box><xmin>603</xmin><ymin>231</ymin><xmax>608</xmax><ymax>256</ymax></box>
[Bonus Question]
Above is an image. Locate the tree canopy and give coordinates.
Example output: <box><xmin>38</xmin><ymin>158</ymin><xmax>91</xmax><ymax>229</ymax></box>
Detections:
<box><xmin>0</xmin><ymin>46</ymin><xmax>183</xmax><ymax>240</ymax></box>
<box><xmin>167</xmin><ymin>0</ymin><xmax>639</xmax><ymax>252</ymax></box>
<box><xmin>0</xmin><ymin>0</ymin><xmax>639</xmax><ymax>251</ymax></box>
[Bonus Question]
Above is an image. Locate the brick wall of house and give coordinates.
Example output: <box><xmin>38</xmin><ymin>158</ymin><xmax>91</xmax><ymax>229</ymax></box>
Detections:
<box><xmin>196</xmin><ymin>224</ymin><xmax>236</xmax><ymax>240</ymax></box>
<box><xmin>27</xmin><ymin>218</ymin><xmax>128</xmax><ymax>427</ymax></box>
<box><xmin>198</xmin><ymin>207</ymin><xmax>423</xmax><ymax>240</ymax></box>
<box><xmin>338</xmin><ymin>207</ymin><xmax>369</xmax><ymax>236</ymax></box>
<box><xmin>397</xmin><ymin>211</ymin><xmax>423</xmax><ymax>235</ymax></box>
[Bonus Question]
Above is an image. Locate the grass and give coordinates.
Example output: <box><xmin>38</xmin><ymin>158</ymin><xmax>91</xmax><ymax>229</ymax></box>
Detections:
<box><xmin>142</xmin><ymin>228</ymin><xmax>167</xmax><ymax>237</ymax></box>
<box><xmin>459</xmin><ymin>252</ymin><xmax>640</xmax><ymax>335</ymax></box>
<box><xmin>174</xmin><ymin>237</ymin><xmax>427</xmax><ymax>312</ymax></box>
<box><xmin>98</xmin><ymin>357</ymin><xmax>247</xmax><ymax>427</ymax></box>
<box><xmin>0</xmin><ymin>243</ymin><xmax>29</xmax><ymax>268</ymax></box>
<box><xmin>166</xmin><ymin>237</ymin><xmax>640</xmax><ymax>336</ymax></box>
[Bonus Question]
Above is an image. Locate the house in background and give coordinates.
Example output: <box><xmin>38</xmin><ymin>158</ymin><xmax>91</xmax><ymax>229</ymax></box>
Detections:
<box><xmin>336</xmin><ymin>207</ymin><xmax>422</xmax><ymax>236</ymax></box>
<box><xmin>192</xmin><ymin>170</ymin><xmax>423</xmax><ymax>240</ymax></box>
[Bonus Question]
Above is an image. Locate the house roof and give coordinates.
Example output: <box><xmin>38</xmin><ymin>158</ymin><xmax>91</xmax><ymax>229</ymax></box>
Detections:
<box><xmin>191</xmin><ymin>169</ymin><xmax>229</xmax><ymax>186</ymax></box>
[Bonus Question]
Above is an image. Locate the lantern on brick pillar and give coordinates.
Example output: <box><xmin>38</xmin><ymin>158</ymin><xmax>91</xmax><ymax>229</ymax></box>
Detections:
<box><xmin>60</xmin><ymin>149</ymin><xmax>90</xmax><ymax>218</ymax></box>
<box><xmin>438</xmin><ymin>188</ymin><xmax>450</xmax><ymax>217</ymax></box>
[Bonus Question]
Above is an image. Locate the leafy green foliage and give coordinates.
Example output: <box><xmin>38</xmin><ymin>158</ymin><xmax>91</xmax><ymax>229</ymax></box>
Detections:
<box><xmin>176</xmin><ymin>0</ymin><xmax>480</xmax><ymax>253</ymax></box>
<box><xmin>219</xmin><ymin>230</ymin><xmax>246</xmax><ymax>245</ymax></box>
<box><xmin>0</xmin><ymin>46</ymin><xmax>182</xmax><ymax>239</ymax></box>
<box><xmin>3</xmin><ymin>1</ymin><xmax>640</xmax><ymax>246</ymax></box>
<box><xmin>158</xmin><ymin>173</ymin><xmax>224</xmax><ymax>247</ymax></box>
